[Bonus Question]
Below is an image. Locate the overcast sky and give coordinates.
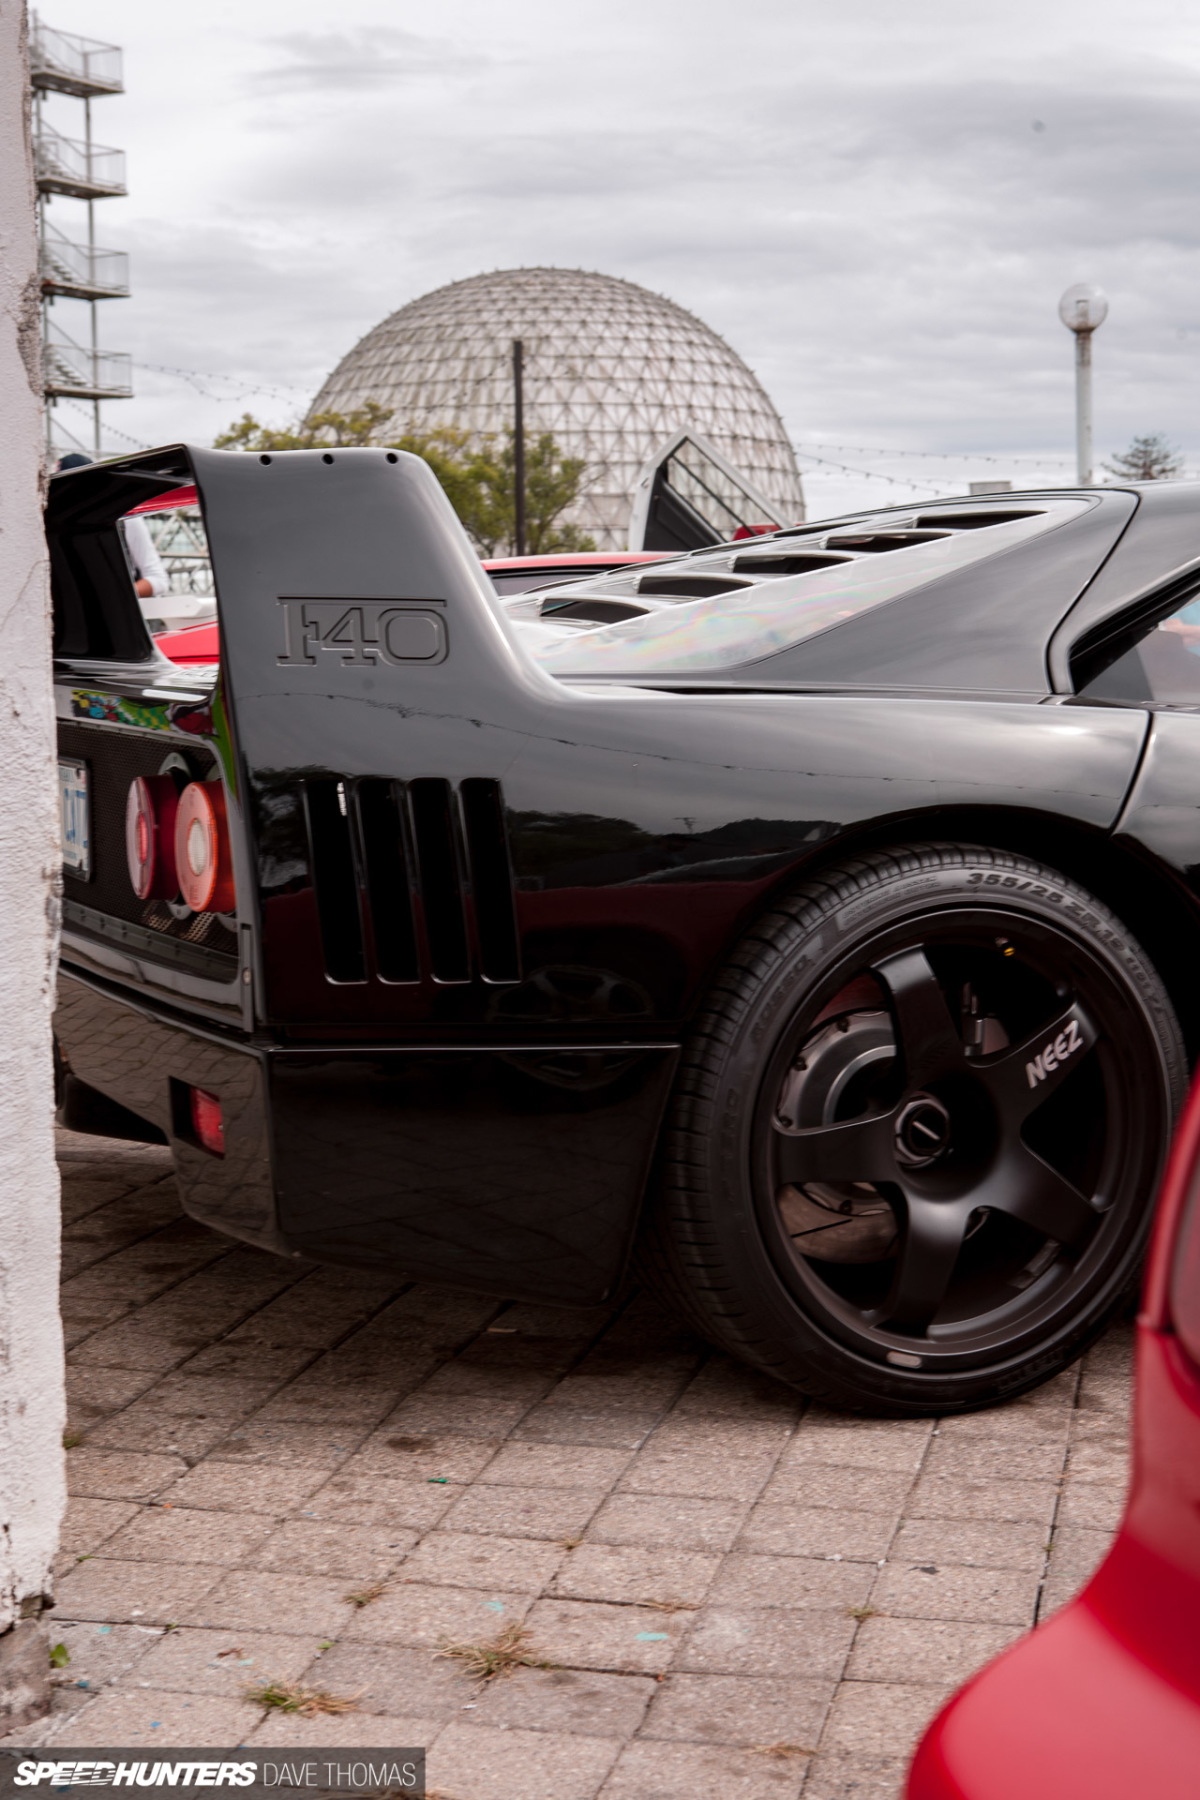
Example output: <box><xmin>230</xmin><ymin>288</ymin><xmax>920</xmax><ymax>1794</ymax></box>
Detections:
<box><xmin>38</xmin><ymin>0</ymin><xmax>1200</xmax><ymax>514</ymax></box>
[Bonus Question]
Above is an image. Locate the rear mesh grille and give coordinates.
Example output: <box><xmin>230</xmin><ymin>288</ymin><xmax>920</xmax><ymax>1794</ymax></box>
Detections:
<box><xmin>301</xmin><ymin>775</ymin><xmax>520</xmax><ymax>987</ymax></box>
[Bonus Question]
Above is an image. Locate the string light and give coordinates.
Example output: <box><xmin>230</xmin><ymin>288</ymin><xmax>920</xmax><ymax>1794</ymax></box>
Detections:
<box><xmin>793</xmin><ymin>438</ymin><xmax>1077</xmax><ymax>467</ymax></box>
<box><xmin>131</xmin><ymin>360</ymin><xmax>311</xmax><ymax>404</ymax></box>
<box><xmin>53</xmin><ymin>399</ymin><xmax>152</xmax><ymax>452</ymax></box>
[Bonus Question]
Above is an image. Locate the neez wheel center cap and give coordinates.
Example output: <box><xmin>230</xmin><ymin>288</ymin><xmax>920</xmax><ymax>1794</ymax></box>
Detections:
<box><xmin>894</xmin><ymin>1093</ymin><xmax>952</xmax><ymax>1168</ymax></box>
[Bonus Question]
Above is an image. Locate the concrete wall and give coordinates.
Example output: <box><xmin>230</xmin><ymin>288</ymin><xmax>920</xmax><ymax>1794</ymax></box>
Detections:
<box><xmin>0</xmin><ymin>0</ymin><xmax>67</xmax><ymax>1722</ymax></box>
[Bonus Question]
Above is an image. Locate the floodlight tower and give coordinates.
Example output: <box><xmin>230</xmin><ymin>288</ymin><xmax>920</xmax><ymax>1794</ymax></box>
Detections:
<box><xmin>1059</xmin><ymin>284</ymin><xmax>1108</xmax><ymax>486</ymax></box>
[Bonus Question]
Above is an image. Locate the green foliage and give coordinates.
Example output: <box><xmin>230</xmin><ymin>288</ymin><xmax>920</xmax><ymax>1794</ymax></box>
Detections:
<box><xmin>213</xmin><ymin>407</ymin><xmax>594</xmax><ymax>555</ymax></box>
<box><xmin>1103</xmin><ymin>433</ymin><xmax>1184</xmax><ymax>482</ymax></box>
<box><xmin>213</xmin><ymin>402</ymin><xmax>394</xmax><ymax>451</ymax></box>
<box><xmin>462</xmin><ymin>432</ymin><xmax>595</xmax><ymax>557</ymax></box>
<box><xmin>49</xmin><ymin>1643</ymin><xmax>70</xmax><ymax>1669</ymax></box>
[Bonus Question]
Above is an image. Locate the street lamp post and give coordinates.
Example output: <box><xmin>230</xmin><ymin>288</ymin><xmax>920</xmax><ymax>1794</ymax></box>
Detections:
<box><xmin>1058</xmin><ymin>284</ymin><xmax>1109</xmax><ymax>485</ymax></box>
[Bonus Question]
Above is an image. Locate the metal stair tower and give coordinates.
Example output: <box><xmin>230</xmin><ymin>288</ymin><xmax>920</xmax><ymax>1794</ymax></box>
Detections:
<box><xmin>29</xmin><ymin>13</ymin><xmax>131</xmax><ymax>460</ymax></box>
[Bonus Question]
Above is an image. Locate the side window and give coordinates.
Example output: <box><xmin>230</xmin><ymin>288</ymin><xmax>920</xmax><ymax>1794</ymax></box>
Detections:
<box><xmin>1079</xmin><ymin>597</ymin><xmax>1200</xmax><ymax>706</ymax></box>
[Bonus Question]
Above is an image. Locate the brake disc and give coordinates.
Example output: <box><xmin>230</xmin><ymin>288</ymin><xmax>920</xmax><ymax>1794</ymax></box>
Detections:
<box><xmin>774</xmin><ymin>986</ymin><xmax>1010</xmax><ymax>1264</ymax></box>
<box><xmin>774</xmin><ymin>1008</ymin><xmax>900</xmax><ymax>1264</ymax></box>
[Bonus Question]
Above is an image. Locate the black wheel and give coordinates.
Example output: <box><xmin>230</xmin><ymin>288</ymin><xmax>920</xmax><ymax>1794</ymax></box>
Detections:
<box><xmin>643</xmin><ymin>844</ymin><xmax>1186</xmax><ymax>1413</ymax></box>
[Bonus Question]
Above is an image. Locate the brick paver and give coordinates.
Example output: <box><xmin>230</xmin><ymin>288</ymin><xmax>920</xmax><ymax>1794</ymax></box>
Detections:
<box><xmin>6</xmin><ymin>1128</ymin><xmax>1134</xmax><ymax>1798</ymax></box>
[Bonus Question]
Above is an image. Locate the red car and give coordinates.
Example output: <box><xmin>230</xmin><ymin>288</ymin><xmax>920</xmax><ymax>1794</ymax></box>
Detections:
<box><xmin>907</xmin><ymin>1074</ymin><xmax>1200</xmax><ymax>1799</ymax></box>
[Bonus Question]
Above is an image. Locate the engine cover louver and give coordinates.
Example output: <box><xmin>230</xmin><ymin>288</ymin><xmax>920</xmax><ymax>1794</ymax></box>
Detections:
<box><xmin>302</xmin><ymin>775</ymin><xmax>520</xmax><ymax>987</ymax></box>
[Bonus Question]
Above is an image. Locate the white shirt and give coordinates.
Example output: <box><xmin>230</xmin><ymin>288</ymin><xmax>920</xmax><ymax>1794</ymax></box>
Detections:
<box><xmin>122</xmin><ymin>515</ymin><xmax>170</xmax><ymax>600</ymax></box>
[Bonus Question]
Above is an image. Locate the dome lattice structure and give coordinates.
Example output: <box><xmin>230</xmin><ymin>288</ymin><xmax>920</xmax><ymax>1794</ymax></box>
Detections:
<box><xmin>311</xmin><ymin>268</ymin><xmax>804</xmax><ymax>549</ymax></box>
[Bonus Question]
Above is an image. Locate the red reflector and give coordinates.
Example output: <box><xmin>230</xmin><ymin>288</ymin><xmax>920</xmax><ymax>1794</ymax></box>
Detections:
<box><xmin>189</xmin><ymin>1086</ymin><xmax>224</xmax><ymax>1156</ymax></box>
<box><xmin>174</xmin><ymin>780</ymin><xmax>236</xmax><ymax>913</ymax></box>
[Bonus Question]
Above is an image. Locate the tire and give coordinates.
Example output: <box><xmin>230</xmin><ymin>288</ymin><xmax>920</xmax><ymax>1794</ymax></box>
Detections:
<box><xmin>642</xmin><ymin>843</ymin><xmax>1187</xmax><ymax>1414</ymax></box>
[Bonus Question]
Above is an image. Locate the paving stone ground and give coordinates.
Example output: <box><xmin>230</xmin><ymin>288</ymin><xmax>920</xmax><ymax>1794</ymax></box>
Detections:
<box><xmin>8</xmin><ymin>1129</ymin><xmax>1134</xmax><ymax>1798</ymax></box>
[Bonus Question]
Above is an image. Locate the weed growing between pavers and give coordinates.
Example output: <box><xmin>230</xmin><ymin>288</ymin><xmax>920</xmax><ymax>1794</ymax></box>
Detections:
<box><xmin>435</xmin><ymin>1621</ymin><xmax>556</xmax><ymax>1683</ymax></box>
<box><xmin>753</xmin><ymin>1743</ymin><xmax>815</xmax><ymax>1759</ymax></box>
<box><xmin>344</xmin><ymin>1579</ymin><xmax>391</xmax><ymax>1607</ymax></box>
<box><xmin>244</xmin><ymin>1678</ymin><xmax>360</xmax><ymax>1716</ymax></box>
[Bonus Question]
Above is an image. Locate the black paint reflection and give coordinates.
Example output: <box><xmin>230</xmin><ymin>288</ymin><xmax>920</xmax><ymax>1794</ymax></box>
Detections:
<box><xmin>270</xmin><ymin>1046</ymin><xmax>678</xmax><ymax>1304</ymax></box>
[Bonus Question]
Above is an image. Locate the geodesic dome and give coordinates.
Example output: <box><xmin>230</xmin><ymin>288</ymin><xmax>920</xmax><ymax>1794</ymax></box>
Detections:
<box><xmin>310</xmin><ymin>268</ymin><xmax>804</xmax><ymax>549</ymax></box>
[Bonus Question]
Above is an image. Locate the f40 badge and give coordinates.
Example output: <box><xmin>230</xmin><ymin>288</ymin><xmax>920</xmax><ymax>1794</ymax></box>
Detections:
<box><xmin>278</xmin><ymin>598</ymin><xmax>448</xmax><ymax>667</ymax></box>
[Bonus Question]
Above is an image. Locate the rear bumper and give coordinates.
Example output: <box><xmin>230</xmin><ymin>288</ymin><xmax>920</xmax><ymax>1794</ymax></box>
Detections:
<box><xmin>56</xmin><ymin>965</ymin><xmax>279</xmax><ymax>1249</ymax></box>
<box><xmin>55</xmin><ymin>966</ymin><xmax>678</xmax><ymax>1305</ymax></box>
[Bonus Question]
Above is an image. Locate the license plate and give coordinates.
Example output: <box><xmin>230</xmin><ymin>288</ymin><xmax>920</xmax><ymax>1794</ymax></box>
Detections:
<box><xmin>59</xmin><ymin>757</ymin><xmax>90</xmax><ymax>878</ymax></box>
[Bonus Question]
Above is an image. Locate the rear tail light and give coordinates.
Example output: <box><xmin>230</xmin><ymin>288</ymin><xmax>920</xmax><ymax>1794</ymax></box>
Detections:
<box><xmin>188</xmin><ymin>1086</ymin><xmax>225</xmax><ymax>1156</ymax></box>
<box><xmin>125</xmin><ymin>775</ymin><xmax>180</xmax><ymax>899</ymax></box>
<box><xmin>174</xmin><ymin>781</ymin><xmax>236</xmax><ymax>913</ymax></box>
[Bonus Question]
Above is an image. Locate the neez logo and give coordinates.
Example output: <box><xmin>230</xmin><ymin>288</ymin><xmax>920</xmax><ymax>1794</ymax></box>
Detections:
<box><xmin>1026</xmin><ymin>1018</ymin><xmax>1084</xmax><ymax>1089</ymax></box>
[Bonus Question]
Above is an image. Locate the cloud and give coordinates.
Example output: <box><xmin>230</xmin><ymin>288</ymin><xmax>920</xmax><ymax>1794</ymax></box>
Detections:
<box><xmin>250</xmin><ymin>27</ymin><xmax>485</xmax><ymax>94</ymax></box>
<box><xmin>37</xmin><ymin>0</ymin><xmax>1200</xmax><ymax>511</ymax></box>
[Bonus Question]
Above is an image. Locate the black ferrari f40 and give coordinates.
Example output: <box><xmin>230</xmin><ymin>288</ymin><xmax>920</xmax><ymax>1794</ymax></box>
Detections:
<box><xmin>49</xmin><ymin>448</ymin><xmax>1200</xmax><ymax>1412</ymax></box>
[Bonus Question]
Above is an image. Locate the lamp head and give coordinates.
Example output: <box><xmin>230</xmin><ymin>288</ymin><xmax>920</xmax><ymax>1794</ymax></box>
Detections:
<box><xmin>1059</xmin><ymin>283</ymin><xmax>1108</xmax><ymax>334</ymax></box>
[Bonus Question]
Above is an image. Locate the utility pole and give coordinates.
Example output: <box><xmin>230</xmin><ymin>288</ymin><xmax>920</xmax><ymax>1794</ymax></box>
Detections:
<box><xmin>0</xmin><ymin>0</ymin><xmax>68</xmax><ymax>1732</ymax></box>
<box><xmin>512</xmin><ymin>338</ymin><xmax>526</xmax><ymax>556</ymax></box>
<box><xmin>1058</xmin><ymin>283</ymin><xmax>1108</xmax><ymax>485</ymax></box>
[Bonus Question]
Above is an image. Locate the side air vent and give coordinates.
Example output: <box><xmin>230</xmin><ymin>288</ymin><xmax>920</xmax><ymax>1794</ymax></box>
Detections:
<box><xmin>357</xmin><ymin>779</ymin><xmax>419</xmax><ymax>983</ymax></box>
<box><xmin>409</xmin><ymin>778</ymin><xmax>471</xmax><ymax>983</ymax></box>
<box><xmin>637</xmin><ymin>573</ymin><xmax>751</xmax><ymax>599</ymax></box>
<box><xmin>304</xmin><ymin>779</ymin><xmax>366</xmax><ymax>983</ymax></box>
<box><xmin>303</xmin><ymin>775</ymin><xmax>522</xmax><ymax>988</ymax></box>
<box><xmin>460</xmin><ymin>779</ymin><xmax>521</xmax><ymax>983</ymax></box>
<box><xmin>542</xmin><ymin>599</ymin><xmax>650</xmax><ymax>624</ymax></box>
<box><xmin>914</xmin><ymin>510</ymin><xmax>1040</xmax><ymax>530</ymax></box>
<box><xmin>825</xmin><ymin>530</ymin><xmax>952</xmax><ymax>553</ymax></box>
<box><xmin>731</xmin><ymin>552</ymin><xmax>852</xmax><ymax>576</ymax></box>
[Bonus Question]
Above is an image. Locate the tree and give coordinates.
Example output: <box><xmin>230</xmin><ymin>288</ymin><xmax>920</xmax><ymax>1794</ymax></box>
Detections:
<box><xmin>215</xmin><ymin>408</ymin><xmax>595</xmax><ymax>555</ymax></box>
<box><xmin>214</xmin><ymin>400</ymin><xmax>395</xmax><ymax>451</ymax></box>
<box><xmin>1103</xmin><ymin>433</ymin><xmax>1185</xmax><ymax>482</ymax></box>
<box><xmin>487</xmin><ymin>432</ymin><xmax>596</xmax><ymax>556</ymax></box>
<box><xmin>0</xmin><ymin>0</ymin><xmax>67</xmax><ymax>1731</ymax></box>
